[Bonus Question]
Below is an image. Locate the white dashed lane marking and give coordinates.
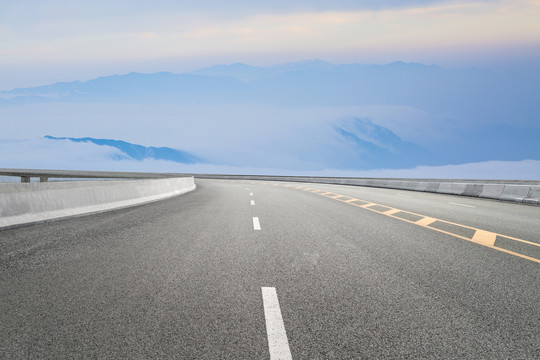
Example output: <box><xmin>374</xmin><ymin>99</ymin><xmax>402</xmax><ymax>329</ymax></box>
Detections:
<box><xmin>261</xmin><ymin>287</ymin><xmax>293</xmax><ymax>360</ymax></box>
<box><xmin>449</xmin><ymin>202</ymin><xmax>476</xmax><ymax>208</ymax></box>
<box><xmin>251</xmin><ymin>200</ymin><xmax>255</xmax><ymax>206</ymax></box>
<box><xmin>253</xmin><ymin>217</ymin><xmax>261</xmax><ymax>230</ymax></box>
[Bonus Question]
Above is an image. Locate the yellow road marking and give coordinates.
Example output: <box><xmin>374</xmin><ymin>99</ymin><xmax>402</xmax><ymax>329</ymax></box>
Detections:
<box><xmin>360</xmin><ymin>203</ymin><xmax>376</xmax><ymax>208</ymax></box>
<box><xmin>416</xmin><ymin>217</ymin><xmax>437</xmax><ymax>227</ymax></box>
<box><xmin>383</xmin><ymin>209</ymin><xmax>401</xmax><ymax>215</ymax></box>
<box><xmin>321</xmin><ymin>192</ymin><xmax>335</xmax><ymax>196</ymax></box>
<box><xmin>273</xmin><ymin>183</ymin><xmax>540</xmax><ymax>263</ymax></box>
<box><xmin>472</xmin><ymin>230</ymin><xmax>497</xmax><ymax>246</ymax></box>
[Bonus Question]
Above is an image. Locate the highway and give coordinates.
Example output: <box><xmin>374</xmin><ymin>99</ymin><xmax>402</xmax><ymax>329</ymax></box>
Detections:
<box><xmin>1</xmin><ymin>179</ymin><xmax>539</xmax><ymax>359</ymax></box>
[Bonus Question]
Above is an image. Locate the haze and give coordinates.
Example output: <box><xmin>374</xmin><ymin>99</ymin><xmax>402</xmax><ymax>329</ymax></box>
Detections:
<box><xmin>1</xmin><ymin>0</ymin><xmax>539</xmax><ymax>178</ymax></box>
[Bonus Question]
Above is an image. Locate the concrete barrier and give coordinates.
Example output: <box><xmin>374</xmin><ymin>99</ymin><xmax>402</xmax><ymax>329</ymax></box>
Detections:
<box><xmin>436</xmin><ymin>183</ymin><xmax>468</xmax><ymax>195</ymax></box>
<box><xmin>478</xmin><ymin>184</ymin><xmax>505</xmax><ymax>199</ymax></box>
<box><xmin>462</xmin><ymin>184</ymin><xmax>484</xmax><ymax>197</ymax></box>
<box><xmin>498</xmin><ymin>185</ymin><xmax>531</xmax><ymax>203</ymax></box>
<box><xmin>196</xmin><ymin>174</ymin><xmax>539</xmax><ymax>205</ymax></box>
<box><xmin>523</xmin><ymin>186</ymin><xmax>540</xmax><ymax>205</ymax></box>
<box><xmin>425</xmin><ymin>182</ymin><xmax>441</xmax><ymax>192</ymax></box>
<box><xmin>413</xmin><ymin>182</ymin><xmax>430</xmax><ymax>192</ymax></box>
<box><xmin>0</xmin><ymin>177</ymin><xmax>195</xmax><ymax>229</ymax></box>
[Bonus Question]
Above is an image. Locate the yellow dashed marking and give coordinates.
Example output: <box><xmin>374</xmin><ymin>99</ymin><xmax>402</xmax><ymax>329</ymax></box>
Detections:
<box><xmin>416</xmin><ymin>217</ymin><xmax>437</xmax><ymax>227</ymax></box>
<box><xmin>360</xmin><ymin>203</ymin><xmax>376</xmax><ymax>208</ymax></box>
<box><xmin>383</xmin><ymin>209</ymin><xmax>401</xmax><ymax>215</ymax></box>
<box><xmin>472</xmin><ymin>230</ymin><xmax>497</xmax><ymax>246</ymax></box>
<box><xmin>270</xmin><ymin>183</ymin><xmax>540</xmax><ymax>264</ymax></box>
<box><xmin>324</xmin><ymin>193</ymin><xmax>340</xmax><ymax>198</ymax></box>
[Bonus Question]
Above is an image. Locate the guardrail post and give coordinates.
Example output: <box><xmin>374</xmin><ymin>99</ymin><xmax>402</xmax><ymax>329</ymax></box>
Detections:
<box><xmin>40</xmin><ymin>176</ymin><xmax>48</xmax><ymax>182</ymax></box>
<box><xmin>21</xmin><ymin>176</ymin><xmax>30</xmax><ymax>183</ymax></box>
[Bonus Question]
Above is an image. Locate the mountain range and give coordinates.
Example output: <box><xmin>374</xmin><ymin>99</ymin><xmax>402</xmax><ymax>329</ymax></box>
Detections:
<box><xmin>2</xmin><ymin>59</ymin><xmax>538</xmax><ymax>128</ymax></box>
<box><xmin>44</xmin><ymin>136</ymin><xmax>202</xmax><ymax>164</ymax></box>
<box><xmin>2</xmin><ymin>59</ymin><xmax>539</xmax><ymax>172</ymax></box>
<box><xmin>43</xmin><ymin>116</ymin><xmax>425</xmax><ymax>170</ymax></box>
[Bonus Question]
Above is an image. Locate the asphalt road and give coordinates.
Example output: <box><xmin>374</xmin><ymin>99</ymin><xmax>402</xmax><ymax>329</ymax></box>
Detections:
<box><xmin>1</xmin><ymin>179</ymin><xmax>539</xmax><ymax>359</ymax></box>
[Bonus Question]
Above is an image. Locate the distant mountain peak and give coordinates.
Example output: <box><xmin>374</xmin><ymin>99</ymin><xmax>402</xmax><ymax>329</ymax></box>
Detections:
<box><xmin>288</xmin><ymin>58</ymin><xmax>333</xmax><ymax>66</ymax></box>
<box><xmin>45</xmin><ymin>135</ymin><xmax>203</xmax><ymax>164</ymax></box>
<box><xmin>187</xmin><ymin>63</ymin><xmax>266</xmax><ymax>81</ymax></box>
<box><xmin>272</xmin><ymin>59</ymin><xmax>335</xmax><ymax>72</ymax></box>
<box><xmin>334</xmin><ymin>118</ymin><xmax>427</xmax><ymax>169</ymax></box>
<box><xmin>386</xmin><ymin>60</ymin><xmax>440</xmax><ymax>69</ymax></box>
<box><xmin>187</xmin><ymin>59</ymin><xmax>338</xmax><ymax>81</ymax></box>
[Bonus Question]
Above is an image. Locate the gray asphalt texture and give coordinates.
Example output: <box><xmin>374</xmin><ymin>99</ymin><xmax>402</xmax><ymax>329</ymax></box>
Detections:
<box><xmin>1</xmin><ymin>179</ymin><xmax>539</xmax><ymax>359</ymax></box>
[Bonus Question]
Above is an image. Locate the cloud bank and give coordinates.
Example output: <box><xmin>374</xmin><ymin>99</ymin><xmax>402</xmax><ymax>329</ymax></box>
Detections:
<box><xmin>1</xmin><ymin>137</ymin><xmax>539</xmax><ymax>180</ymax></box>
<box><xmin>1</xmin><ymin>60</ymin><xmax>538</xmax><ymax>179</ymax></box>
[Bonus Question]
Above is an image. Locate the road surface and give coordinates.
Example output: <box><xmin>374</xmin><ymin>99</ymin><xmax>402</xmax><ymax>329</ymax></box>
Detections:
<box><xmin>1</xmin><ymin>179</ymin><xmax>539</xmax><ymax>359</ymax></box>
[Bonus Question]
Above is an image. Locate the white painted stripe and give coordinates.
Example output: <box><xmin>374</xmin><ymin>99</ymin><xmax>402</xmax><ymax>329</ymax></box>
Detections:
<box><xmin>396</xmin><ymin>194</ymin><xmax>412</xmax><ymax>198</ymax></box>
<box><xmin>253</xmin><ymin>217</ymin><xmax>261</xmax><ymax>230</ymax></box>
<box><xmin>251</xmin><ymin>200</ymin><xmax>255</xmax><ymax>205</ymax></box>
<box><xmin>448</xmin><ymin>202</ymin><xmax>476</xmax><ymax>208</ymax></box>
<box><xmin>261</xmin><ymin>287</ymin><xmax>293</xmax><ymax>360</ymax></box>
<box><xmin>250</xmin><ymin>192</ymin><xmax>254</xmax><ymax>196</ymax></box>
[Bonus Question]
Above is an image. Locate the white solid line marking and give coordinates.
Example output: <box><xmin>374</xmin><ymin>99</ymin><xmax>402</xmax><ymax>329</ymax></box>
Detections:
<box><xmin>251</xmin><ymin>200</ymin><xmax>255</xmax><ymax>205</ymax></box>
<box><xmin>253</xmin><ymin>217</ymin><xmax>261</xmax><ymax>230</ymax></box>
<box><xmin>396</xmin><ymin>194</ymin><xmax>412</xmax><ymax>198</ymax></box>
<box><xmin>262</xmin><ymin>287</ymin><xmax>293</xmax><ymax>360</ymax></box>
<box><xmin>448</xmin><ymin>202</ymin><xmax>476</xmax><ymax>208</ymax></box>
<box><xmin>250</xmin><ymin>192</ymin><xmax>254</xmax><ymax>196</ymax></box>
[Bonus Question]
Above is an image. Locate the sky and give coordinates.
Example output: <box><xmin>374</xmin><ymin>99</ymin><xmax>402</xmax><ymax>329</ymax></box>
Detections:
<box><xmin>1</xmin><ymin>0</ymin><xmax>539</xmax><ymax>179</ymax></box>
<box><xmin>1</xmin><ymin>0</ymin><xmax>540</xmax><ymax>89</ymax></box>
